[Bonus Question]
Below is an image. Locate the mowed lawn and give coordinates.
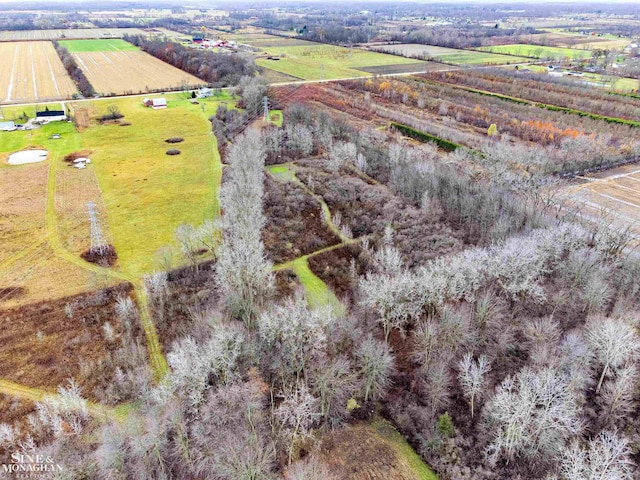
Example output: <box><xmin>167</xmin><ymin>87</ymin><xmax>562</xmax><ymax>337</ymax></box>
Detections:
<box><xmin>479</xmin><ymin>44</ymin><xmax>592</xmax><ymax>60</ymax></box>
<box><xmin>256</xmin><ymin>45</ymin><xmax>425</xmax><ymax>80</ymax></box>
<box><xmin>74</xmin><ymin>94</ymin><xmax>228</xmax><ymax>276</ymax></box>
<box><xmin>58</xmin><ymin>39</ymin><xmax>139</xmax><ymax>53</ymax></box>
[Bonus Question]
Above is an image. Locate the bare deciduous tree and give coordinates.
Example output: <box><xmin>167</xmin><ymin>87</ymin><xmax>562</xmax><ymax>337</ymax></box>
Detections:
<box><xmin>216</xmin><ymin>130</ymin><xmax>273</xmax><ymax>326</ymax></box>
<box><xmin>356</xmin><ymin>335</ymin><xmax>395</xmax><ymax>402</ymax></box>
<box><xmin>559</xmin><ymin>431</ymin><xmax>634</xmax><ymax>480</ymax></box>
<box><xmin>585</xmin><ymin>316</ymin><xmax>640</xmax><ymax>394</ymax></box>
<box><xmin>458</xmin><ymin>353</ymin><xmax>491</xmax><ymax>418</ymax></box>
<box><xmin>275</xmin><ymin>382</ymin><xmax>320</xmax><ymax>465</ymax></box>
<box><xmin>484</xmin><ymin>367</ymin><xmax>581</xmax><ymax>465</ymax></box>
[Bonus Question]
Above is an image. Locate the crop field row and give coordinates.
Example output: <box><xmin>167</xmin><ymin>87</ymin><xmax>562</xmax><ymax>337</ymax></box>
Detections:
<box><xmin>72</xmin><ymin>49</ymin><xmax>203</xmax><ymax>95</ymax></box>
<box><xmin>60</xmin><ymin>39</ymin><xmax>204</xmax><ymax>95</ymax></box>
<box><xmin>0</xmin><ymin>28</ymin><xmax>148</xmax><ymax>42</ymax></box>
<box><xmin>0</xmin><ymin>41</ymin><xmax>77</xmax><ymax>103</ymax></box>
<box><xmin>372</xmin><ymin>43</ymin><xmax>530</xmax><ymax>65</ymax></box>
<box><xmin>559</xmin><ymin>166</ymin><xmax>640</xmax><ymax>249</ymax></box>
<box><xmin>478</xmin><ymin>44</ymin><xmax>593</xmax><ymax>60</ymax></box>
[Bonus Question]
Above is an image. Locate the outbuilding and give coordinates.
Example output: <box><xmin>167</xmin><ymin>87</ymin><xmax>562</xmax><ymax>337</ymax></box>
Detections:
<box><xmin>143</xmin><ymin>98</ymin><xmax>168</xmax><ymax>109</ymax></box>
<box><xmin>35</xmin><ymin>109</ymin><xmax>67</xmax><ymax>123</ymax></box>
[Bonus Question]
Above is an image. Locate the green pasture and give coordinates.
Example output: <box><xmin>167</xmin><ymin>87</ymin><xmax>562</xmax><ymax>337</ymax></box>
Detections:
<box><xmin>479</xmin><ymin>44</ymin><xmax>592</xmax><ymax>60</ymax></box>
<box><xmin>256</xmin><ymin>44</ymin><xmax>424</xmax><ymax>80</ymax></box>
<box><xmin>70</xmin><ymin>92</ymin><xmax>230</xmax><ymax>276</ymax></box>
<box><xmin>436</xmin><ymin>51</ymin><xmax>529</xmax><ymax>65</ymax></box>
<box><xmin>58</xmin><ymin>39</ymin><xmax>139</xmax><ymax>53</ymax></box>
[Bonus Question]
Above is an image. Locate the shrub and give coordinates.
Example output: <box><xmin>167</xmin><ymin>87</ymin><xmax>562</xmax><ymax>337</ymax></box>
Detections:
<box><xmin>166</xmin><ymin>149</ymin><xmax>181</xmax><ymax>156</ymax></box>
<box><xmin>165</xmin><ymin>137</ymin><xmax>184</xmax><ymax>144</ymax></box>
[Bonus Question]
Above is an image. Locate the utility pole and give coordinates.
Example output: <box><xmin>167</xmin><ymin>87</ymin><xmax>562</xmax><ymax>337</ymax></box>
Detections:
<box><xmin>263</xmin><ymin>95</ymin><xmax>269</xmax><ymax>122</ymax></box>
<box><xmin>86</xmin><ymin>202</ymin><xmax>107</xmax><ymax>255</ymax></box>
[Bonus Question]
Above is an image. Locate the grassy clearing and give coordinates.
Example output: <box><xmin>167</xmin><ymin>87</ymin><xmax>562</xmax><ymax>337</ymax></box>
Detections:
<box><xmin>58</xmin><ymin>39</ymin><xmax>139</xmax><ymax>53</ymax></box>
<box><xmin>71</xmin><ymin>92</ymin><xmax>229</xmax><ymax>277</ymax></box>
<box><xmin>319</xmin><ymin>417</ymin><xmax>439</xmax><ymax>479</ymax></box>
<box><xmin>269</xmin><ymin>110</ymin><xmax>283</xmax><ymax>127</ymax></box>
<box><xmin>479</xmin><ymin>44</ymin><xmax>592</xmax><ymax>60</ymax></box>
<box><xmin>375</xmin><ymin>43</ymin><xmax>529</xmax><ymax>65</ymax></box>
<box><xmin>290</xmin><ymin>257</ymin><xmax>342</xmax><ymax>311</ymax></box>
<box><xmin>371</xmin><ymin>418</ymin><xmax>439</xmax><ymax>480</ymax></box>
<box><xmin>256</xmin><ymin>45</ymin><xmax>424</xmax><ymax>80</ymax></box>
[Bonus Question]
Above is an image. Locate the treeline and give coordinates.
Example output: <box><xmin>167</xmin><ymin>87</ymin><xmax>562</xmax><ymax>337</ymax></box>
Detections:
<box><xmin>389</xmin><ymin>25</ymin><xmax>538</xmax><ymax>49</ymax></box>
<box><xmin>123</xmin><ymin>35</ymin><xmax>257</xmax><ymax>86</ymax></box>
<box><xmin>52</xmin><ymin>41</ymin><xmax>95</xmax><ymax>98</ymax></box>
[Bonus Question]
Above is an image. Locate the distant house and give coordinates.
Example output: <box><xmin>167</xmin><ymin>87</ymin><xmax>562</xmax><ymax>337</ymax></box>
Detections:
<box><xmin>143</xmin><ymin>97</ymin><xmax>167</xmax><ymax>109</ymax></box>
<box><xmin>35</xmin><ymin>109</ymin><xmax>66</xmax><ymax>123</ymax></box>
<box><xmin>0</xmin><ymin>121</ymin><xmax>16</xmax><ymax>132</ymax></box>
<box><xmin>192</xmin><ymin>34</ymin><xmax>205</xmax><ymax>44</ymax></box>
<box><xmin>197</xmin><ymin>87</ymin><xmax>213</xmax><ymax>98</ymax></box>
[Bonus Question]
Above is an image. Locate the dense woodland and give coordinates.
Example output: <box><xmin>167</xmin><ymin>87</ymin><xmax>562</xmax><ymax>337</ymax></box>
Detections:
<box><xmin>2</xmin><ymin>90</ymin><xmax>639</xmax><ymax>479</ymax></box>
<box><xmin>123</xmin><ymin>36</ymin><xmax>258</xmax><ymax>87</ymax></box>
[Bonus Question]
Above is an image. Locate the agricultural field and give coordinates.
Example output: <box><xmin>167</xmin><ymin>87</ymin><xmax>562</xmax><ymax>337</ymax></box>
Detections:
<box><xmin>559</xmin><ymin>164</ymin><xmax>640</xmax><ymax>250</ymax></box>
<box><xmin>0</xmin><ymin>28</ymin><xmax>148</xmax><ymax>42</ymax></box>
<box><xmin>373</xmin><ymin>43</ymin><xmax>531</xmax><ymax>65</ymax></box>
<box><xmin>478</xmin><ymin>43</ymin><xmax>593</xmax><ymax>60</ymax></box>
<box><xmin>0</xmin><ymin>91</ymin><xmax>231</xmax><ymax>307</ymax></box>
<box><xmin>256</xmin><ymin>44</ymin><xmax>427</xmax><ymax>80</ymax></box>
<box><xmin>60</xmin><ymin>39</ymin><xmax>204</xmax><ymax>95</ymax></box>
<box><xmin>521</xmin><ymin>32</ymin><xmax>631</xmax><ymax>51</ymax></box>
<box><xmin>67</xmin><ymin>92</ymin><xmax>232</xmax><ymax>277</ymax></box>
<box><xmin>0</xmin><ymin>41</ymin><xmax>77</xmax><ymax>103</ymax></box>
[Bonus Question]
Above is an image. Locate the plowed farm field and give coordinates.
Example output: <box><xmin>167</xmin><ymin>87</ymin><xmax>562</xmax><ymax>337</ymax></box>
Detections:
<box><xmin>62</xmin><ymin>40</ymin><xmax>204</xmax><ymax>95</ymax></box>
<box><xmin>559</xmin><ymin>164</ymin><xmax>640</xmax><ymax>250</ymax></box>
<box><xmin>0</xmin><ymin>41</ymin><xmax>77</xmax><ymax>103</ymax></box>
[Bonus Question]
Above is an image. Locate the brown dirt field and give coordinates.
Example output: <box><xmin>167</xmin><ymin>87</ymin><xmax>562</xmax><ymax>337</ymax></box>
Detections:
<box><xmin>73</xmin><ymin>50</ymin><xmax>204</xmax><ymax>95</ymax></box>
<box><xmin>559</xmin><ymin>165</ymin><xmax>640</xmax><ymax>249</ymax></box>
<box><xmin>0</xmin><ymin>244</ymin><xmax>108</xmax><ymax>309</ymax></box>
<box><xmin>0</xmin><ymin>161</ymin><xmax>107</xmax><ymax>308</ymax></box>
<box><xmin>0</xmin><ymin>41</ymin><xmax>77</xmax><ymax>102</ymax></box>
<box><xmin>0</xmin><ymin>162</ymin><xmax>48</xmax><ymax>264</ymax></box>
<box><xmin>0</xmin><ymin>283</ymin><xmax>140</xmax><ymax>411</ymax></box>
<box><xmin>55</xmin><ymin>159</ymin><xmax>113</xmax><ymax>258</ymax></box>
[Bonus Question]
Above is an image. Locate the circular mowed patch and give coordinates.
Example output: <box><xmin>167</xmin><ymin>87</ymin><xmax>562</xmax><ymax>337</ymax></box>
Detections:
<box><xmin>8</xmin><ymin>149</ymin><xmax>48</xmax><ymax>165</ymax></box>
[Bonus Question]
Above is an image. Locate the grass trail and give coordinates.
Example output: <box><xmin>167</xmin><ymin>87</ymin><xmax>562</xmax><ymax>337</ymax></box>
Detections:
<box><xmin>44</xmin><ymin>137</ymin><xmax>169</xmax><ymax>381</ymax></box>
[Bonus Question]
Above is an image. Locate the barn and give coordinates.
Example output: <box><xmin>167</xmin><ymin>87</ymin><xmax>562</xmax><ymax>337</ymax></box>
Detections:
<box><xmin>143</xmin><ymin>97</ymin><xmax>168</xmax><ymax>109</ymax></box>
<box><xmin>192</xmin><ymin>34</ymin><xmax>205</xmax><ymax>44</ymax></box>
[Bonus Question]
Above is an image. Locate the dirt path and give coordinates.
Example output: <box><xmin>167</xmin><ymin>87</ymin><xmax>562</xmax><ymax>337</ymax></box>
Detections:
<box><xmin>0</xmin><ymin>379</ymin><xmax>117</xmax><ymax>420</ymax></box>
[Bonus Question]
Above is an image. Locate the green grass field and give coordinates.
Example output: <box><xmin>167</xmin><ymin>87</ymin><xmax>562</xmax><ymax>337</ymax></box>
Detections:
<box><xmin>256</xmin><ymin>45</ymin><xmax>425</xmax><ymax>80</ymax></box>
<box><xmin>479</xmin><ymin>44</ymin><xmax>592</xmax><ymax>60</ymax></box>
<box><xmin>58</xmin><ymin>39</ymin><xmax>138</xmax><ymax>53</ymax></box>
<box><xmin>68</xmin><ymin>92</ymin><xmax>231</xmax><ymax>276</ymax></box>
<box><xmin>436</xmin><ymin>51</ymin><xmax>529</xmax><ymax>65</ymax></box>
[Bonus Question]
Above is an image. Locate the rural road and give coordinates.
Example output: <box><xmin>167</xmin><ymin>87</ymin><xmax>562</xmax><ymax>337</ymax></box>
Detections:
<box><xmin>0</xmin><ymin>61</ymin><xmax>534</xmax><ymax>110</ymax></box>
